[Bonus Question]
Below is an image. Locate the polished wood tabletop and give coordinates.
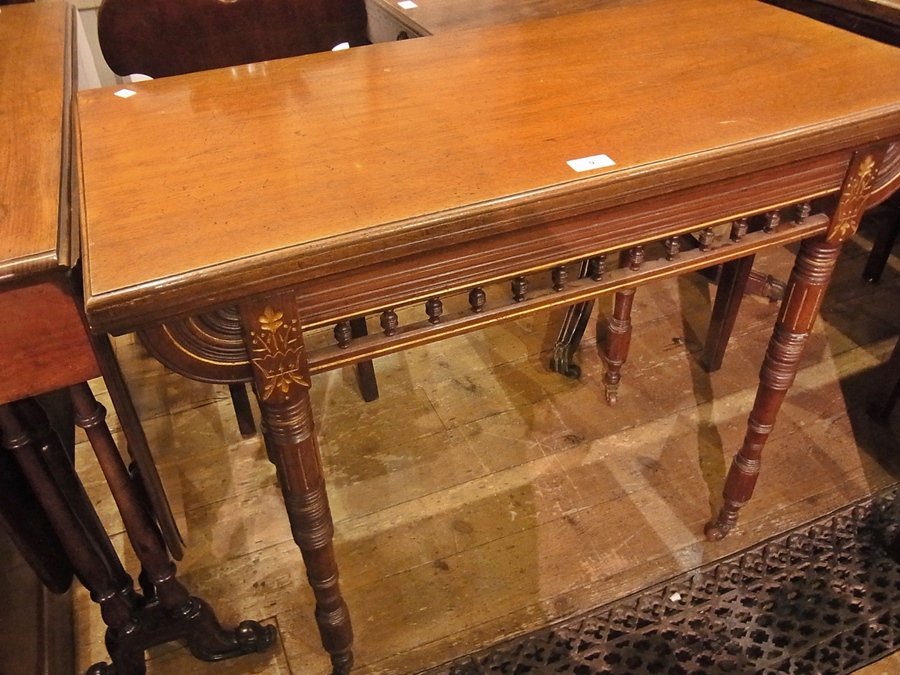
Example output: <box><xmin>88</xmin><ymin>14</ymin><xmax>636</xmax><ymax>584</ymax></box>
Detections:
<box><xmin>79</xmin><ymin>0</ymin><xmax>900</xmax><ymax>335</ymax></box>
<box><xmin>0</xmin><ymin>0</ymin><xmax>91</xmax><ymax>404</ymax></box>
<box><xmin>0</xmin><ymin>0</ymin><xmax>74</xmax><ymax>282</ymax></box>
<box><xmin>76</xmin><ymin>0</ymin><xmax>900</xmax><ymax>671</ymax></box>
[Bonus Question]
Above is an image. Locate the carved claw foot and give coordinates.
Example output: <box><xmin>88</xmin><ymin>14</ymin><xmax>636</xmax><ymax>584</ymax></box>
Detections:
<box><xmin>94</xmin><ymin>596</ymin><xmax>275</xmax><ymax>672</ymax></box>
<box><xmin>234</xmin><ymin>620</ymin><xmax>278</xmax><ymax>655</ymax></box>
<box><xmin>183</xmin><ymin>598</ymin><xmax>277</xmax><ymax>662</ymax></box>
<box><xmin>565</xmin><ymin>364</ymin><xmax>581</xmax><ymax>379</ymax></box>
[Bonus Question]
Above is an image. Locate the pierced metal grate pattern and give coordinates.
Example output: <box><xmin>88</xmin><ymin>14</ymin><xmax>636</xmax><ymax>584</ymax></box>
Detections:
<box><xmin>436</xmin><ymin>488</ymin><xmax>900</xmax><ymax>675</ymax></box>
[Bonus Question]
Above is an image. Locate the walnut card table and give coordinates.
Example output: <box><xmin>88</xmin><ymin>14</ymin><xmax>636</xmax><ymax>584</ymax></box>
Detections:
<box><xmin>76</xmin><ymin>0</ymin><xmax>900</xmax><ymax>670</ymax></box>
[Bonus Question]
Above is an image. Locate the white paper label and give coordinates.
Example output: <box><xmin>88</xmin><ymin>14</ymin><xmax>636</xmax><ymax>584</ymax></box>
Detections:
<box><xmin>398</xmin><ymin>1</ymin><xmax>418</xmax><ymax>8</ymax></box>
<box><xmin>114</xmin><ymin>88</ymin><xmax>137</xmax><ymax>98</ymax></box>
<box><xmin>566</xmin><ymin>154</ymin><xmax>615</xmax><ymax>172</ymax></box>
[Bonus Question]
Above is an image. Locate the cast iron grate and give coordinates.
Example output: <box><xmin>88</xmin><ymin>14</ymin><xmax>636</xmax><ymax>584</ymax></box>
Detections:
<box><xmin>432</xmin><ymin>487</ymin><xmax>900</xmax><ymax>675</ymax></box>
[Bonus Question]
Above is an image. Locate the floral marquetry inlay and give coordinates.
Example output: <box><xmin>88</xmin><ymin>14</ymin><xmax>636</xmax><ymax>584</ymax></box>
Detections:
<box><xmin>828</xmin><ymin>154</ymin><xmax>877</xmax><ymax>244</ymax></box>
<box><xmin>249</xmin><ymin>306</ymin><xmax>309</xmax><ymax>400</ymax></box>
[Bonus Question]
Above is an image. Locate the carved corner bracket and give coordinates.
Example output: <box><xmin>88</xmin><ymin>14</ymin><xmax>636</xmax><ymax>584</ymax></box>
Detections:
<box><xmin>827</xmin><ymin>148</ymin><xmax>882</xmax><ymax>244</ymax></box>
<box><xmin>246</xmin><ymin>306</ymin><xmax>309</xmax><ymax>401</ymax></box>
<box><xmin>138</xmin><ymin>306</ymin><xmax>252</xmax><ymax>384</ymax></box>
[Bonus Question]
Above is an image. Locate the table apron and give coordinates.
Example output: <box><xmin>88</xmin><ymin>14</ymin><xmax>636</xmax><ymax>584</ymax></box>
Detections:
<box><xmin>139</xmin><ymin>211</ymin><xmax>829</xmax><ymax>385</ymax></box>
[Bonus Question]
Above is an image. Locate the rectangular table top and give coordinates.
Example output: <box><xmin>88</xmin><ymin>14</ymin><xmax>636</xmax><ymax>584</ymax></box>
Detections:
<box><xmin>0</xmin><ymin>1</ymin><xmax>74</xmax><ymax>284</ymax></box>
<box><xmin>77</xmin><ymin>0</ymin><xmax>900</xmax><ymax>335</ymax></box>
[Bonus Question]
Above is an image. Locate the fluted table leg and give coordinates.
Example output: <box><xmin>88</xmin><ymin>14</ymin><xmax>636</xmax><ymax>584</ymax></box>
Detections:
<box><xmin>239</xmin><ymin>292</ymin><xmax>353</xmax><ymax>674</ymax></box>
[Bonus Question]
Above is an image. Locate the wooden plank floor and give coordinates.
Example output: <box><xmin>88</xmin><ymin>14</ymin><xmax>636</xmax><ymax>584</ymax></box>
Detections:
<box><xmin>71</xmin><ymin>219</ymin><xmax>900</xmax><ymax>675</ymax></box>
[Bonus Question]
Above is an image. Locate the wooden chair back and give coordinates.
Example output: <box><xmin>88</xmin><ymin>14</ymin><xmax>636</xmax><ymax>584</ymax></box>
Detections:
<box><xmin>97</xmin><ymin>0</ymin><xmax>369</xmax><ymax>78</ymax></box>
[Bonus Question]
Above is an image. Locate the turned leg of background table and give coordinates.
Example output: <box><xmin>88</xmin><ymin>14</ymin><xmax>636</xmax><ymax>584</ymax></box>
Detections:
<box><xmin>0</xmin><ymin>401</ymin><xmax>146</xmax><ymax>674</ymax></box>
<box><xmin>87</xmin><ymin>331</ymin><xmax>185</xmax><ymax>561</ymax></box>
<box><xmin>862</xmin><ymin>208</ymin><xmax>899</xmax><ymax>283</ymax></box>
<box><xmin>239</xmin><ymin>294</ymin><xmax>353</xmax><ymax>675</ymax></box>
<box><xmin>349</xmin><ymin>316</ymin><xmax>379</xmax><ymax>403</ymax></box>
<box><xmin>69</xmin><ymin>382</ymin><xmax>275</xmax><ymax>668</ymax></box>
<box><xmin>601</xmin><ymin>288</ymin><xmax>636</xmax><ymax>406</ymax></box>
<box><xmin>706</xmin><ymin>236</ymin><xmax>841</xmax><ymax>540</ymax></box>
<box><xmin>702</xmin><ymin>255</ymin><xmax>756</xmax><ymax>373</ymax></box>
<box><xmin>549</xmin><ymin>299</ymin><xmax>595</xmax><ymax>379</ymax></box>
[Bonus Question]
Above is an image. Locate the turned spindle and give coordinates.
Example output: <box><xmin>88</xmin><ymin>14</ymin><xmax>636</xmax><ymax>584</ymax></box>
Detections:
<box><xmin>334</xmin><ymin>321</ymin><xmax>352</xmax><ymax>348</ymax></box>
<box><xmin>380</xmin><ymin>309</ymin><xmax>398</xmax><ymax>336</ymax></box>
<box><xmin>468</xmin><ymin>287</ymin><xmax>486</xmax><ymax>313</ymax></box>
<box><xmin>511</xmin><ymin>276</ymin><xmax>528</xmax><ymax>302</ymax></box>
<box><xmin>551</xmin><ymin>266</ymin><xmax>567</xmax><ymax>292</ymax></box>
<box><xmin>425</xmin><ymin>297</ymin><xmax>443</xmax><ymax>324</ymax></box>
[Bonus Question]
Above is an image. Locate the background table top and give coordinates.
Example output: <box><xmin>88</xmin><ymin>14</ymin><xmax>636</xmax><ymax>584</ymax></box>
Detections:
<box><xmin>762</xmin><ymin>0</ymin><xmax>900</xmax><ymax>45</ymax></box>
<box><xmin>78</xmin><ymin>0</ymin><xmax>900</xmax><ymax>334</ymax></box>
<box><xmin>0</xmin><ymin>1</ymin><xmax>74</xmax><ymax>283</ymax></box>
<box><xmin>367</xmin><ymin>0</ymin><xmax>632</xmax><ymax>36</ymax></box>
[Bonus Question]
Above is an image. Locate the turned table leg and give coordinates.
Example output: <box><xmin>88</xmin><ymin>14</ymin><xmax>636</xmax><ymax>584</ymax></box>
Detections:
<box><xmin>706</xmin><ymin>236</ymin><xmax>840</xmax><ymax>539</ymax></box>
<box><xmin>0</xmin><ymin>401</ymin><xmax>146</xmax><ymax>674</ymax></box>
<box><xmin>601</xmin><ymin>288</ymin><xmax>636</xmax><ymax>406</ymax></box>
<box><xmin>706</xmin><ymin>149</ymin><xmax>881</xmax><ymax>540</ymax></box>
<box><xmin>69</xmin><ymin>382</ymin><xmax>276</xmax><ymax>669</ymax></box>
<box><xmin>239</xmin><ymin>293</ymin><xmax>353</xmax><ymax>674</ymax></box>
